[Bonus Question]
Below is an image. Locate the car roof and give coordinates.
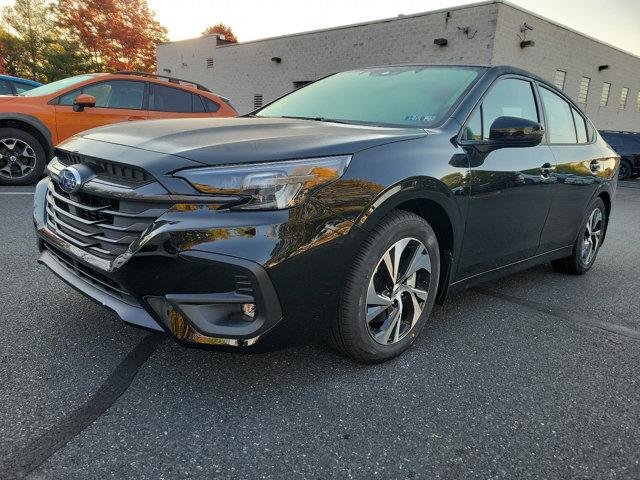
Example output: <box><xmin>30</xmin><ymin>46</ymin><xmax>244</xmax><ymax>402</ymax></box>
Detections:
<box><xmin>0</xmin><ymin>74</ymin><xmax>42</xmax><ymax>86</ymax></box>
<box><xmin>54</xmin><ymin>72</ymin><xmax>222</xmax><ymax>101</ymax></box>
<box><xmin>105</xmin><ymin>71</ymin><xmax>212</xmax><ymax>94</ymax></box>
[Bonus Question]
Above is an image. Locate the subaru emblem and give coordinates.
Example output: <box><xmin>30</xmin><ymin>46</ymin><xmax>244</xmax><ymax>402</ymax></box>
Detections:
<box><xmin>58</xmin><ymin>167</ymin><xmax>83</xmax><ymax>194</ymax></box>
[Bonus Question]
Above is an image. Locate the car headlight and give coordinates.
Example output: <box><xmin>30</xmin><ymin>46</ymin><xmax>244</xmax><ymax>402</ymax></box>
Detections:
<box><xmin>175</xmin><ymin>155</ymin><xmax>351</xmax><ymax>210</ymax></box>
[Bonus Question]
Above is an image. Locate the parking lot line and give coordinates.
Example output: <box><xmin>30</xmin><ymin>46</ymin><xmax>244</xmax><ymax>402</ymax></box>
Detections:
<box><xmin>0</xmin><ymin>191</ymin><xmax>35</xmax><ymax>195</ymax></box>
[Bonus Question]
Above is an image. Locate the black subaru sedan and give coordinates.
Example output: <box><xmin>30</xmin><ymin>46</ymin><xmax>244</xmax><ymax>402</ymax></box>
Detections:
<box><xmin>33</xmin><ymin>65</ymin><xmax>619</xmax><ymax>363</ymax></box>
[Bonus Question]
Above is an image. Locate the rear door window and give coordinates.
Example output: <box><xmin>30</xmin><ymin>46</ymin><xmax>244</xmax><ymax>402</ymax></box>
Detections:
<box><xmin>149</xmin><ymin>84</ymin><xmax>192</xmax><ymax>112</ymax></box>
<box><xmin>192</xmin><ymin>94</ymin><xmax>206</xmax><ymax>112</ymax></box>
<box><xmin>571</xmin><ymin>108</ymin><xmax>588</xmax><ymax>143</ymax></box>
<box><xmin>540</xmin><ymin>87</ymin><xmax>577</xmax><ymax>144</ymax></box>
<box><xmin>203</xmin><ymin>97</ymin><xmax>220</xmax><ymax>113</ymax></box>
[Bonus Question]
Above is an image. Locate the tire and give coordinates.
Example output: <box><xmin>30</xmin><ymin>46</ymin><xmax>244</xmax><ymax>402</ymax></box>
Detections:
<box><xmin>329</xmin><ymin>210</ymin><xmax>440</xmax><ymax>363</ymax></box>
<box><xmin>618</xmin><ymin>159</ymin><xmax>633</xmax><ymax>181</ymax></box>
<box><xmin>551</xmin><ymin>197</ymin><xmax>606</xmax><ymax>275</ymax></box>
<box><xmin>0</xmin><ymin>128</ymin><xmax>47</xmax><ymax>186</ymax></box>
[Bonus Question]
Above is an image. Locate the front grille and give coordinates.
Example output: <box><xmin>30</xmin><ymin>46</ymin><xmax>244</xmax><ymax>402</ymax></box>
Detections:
<box><xmin>43</xmin><ymin>242</ymin><xmax>137</xmax><ymax>305</ymax></box>
<box><xmin>56</xmin><ymin>149</ymin><xmax>153</xmax><ymax>185</ymax></box>
<box><xmin>45</xmin><ymin>180</ymin><xmax>172</xmax><ymax>261</ymax></box>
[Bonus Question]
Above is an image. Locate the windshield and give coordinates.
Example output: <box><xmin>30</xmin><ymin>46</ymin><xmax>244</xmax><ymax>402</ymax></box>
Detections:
<box><xmin>257</xmin><ymin>66</ymin><xmax>484</xmax><ymax>128</ymax></box>
<box><xmin>20</xmin><ymin>74</ymin><xmax>97</xmax><ymax>97</ymax></box>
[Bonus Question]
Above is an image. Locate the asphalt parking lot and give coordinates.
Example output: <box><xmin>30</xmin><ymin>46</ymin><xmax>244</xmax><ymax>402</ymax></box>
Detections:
<box><xmin>1</xmin><ymin>180</ymin><xmax>639</xmax><ymax>480</ymax></box>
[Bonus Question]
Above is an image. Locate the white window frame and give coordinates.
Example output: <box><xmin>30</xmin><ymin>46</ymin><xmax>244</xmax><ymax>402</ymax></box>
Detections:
<box><xmin>577</xmin><ymin>77</ymin><xmax>590</xmax><ymax>104</ymax></box>
<box><xmin>600</xmin><ymin>82</ymin><xmax>611</xmax><ymax>107</ymax></box>
<box><xmin>619</xmin><ymin>87</ymin><xmax>629</xmax><ymax>109</ymax></box>
<box><xmin>553</xmin><ymin>70</ymin><xmax>566</xmax><ymax>91</ymax></box>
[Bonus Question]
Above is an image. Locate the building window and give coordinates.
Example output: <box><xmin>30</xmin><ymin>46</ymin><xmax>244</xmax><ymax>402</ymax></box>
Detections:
<box><xmin>293</xmin><ymin>81</ymin><xmax>312</xmax><ymax>90</ymax></box>
<box><xmin>619</xmin><ymin>87</ymin><xmax>629</xmax><ymax>109</ymax></box>
<box><xmin>206</xmin><ymin>58</ymin><xmax>214</xmax><ymax>69</ymax></box>
<box><xmin>553</xmin><ymin>70</ymin><xmax>566</xmax><ymax>90</ymax></box>
<box><xmin>600</xmin><ymin>82</ymin><xmax>611</xmax><ymax>107</ymax></box>
<box><xmin>577</xmin><ymin>77</ymin><xmax>590</xmax><ymax>103</ymax></box>
<box><xmin>253</xmin><ymin>94</ymin><xmax>263</xmax><ymax>110</ymax></box>
<box><xmin>636</xmin><ymin>91</ymin><xmax>640</xmax><ymax>112</ymax></box>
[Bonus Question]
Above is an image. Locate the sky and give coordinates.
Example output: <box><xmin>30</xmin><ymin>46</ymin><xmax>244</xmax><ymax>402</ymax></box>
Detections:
<box><xmin>145</xmin><ymin>0</ymin><xmax>640</xmax><ymax>56</ymax></box>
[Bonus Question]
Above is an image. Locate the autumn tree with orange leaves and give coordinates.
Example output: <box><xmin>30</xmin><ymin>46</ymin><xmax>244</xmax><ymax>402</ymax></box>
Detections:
<box><xmin>56</xmin><ymin>0</ymin><xmax>168</xmax><ymax>72</ymax></box>
<box><xmin>202</xmin><ymin>22</ymin><xmax>238</xmax><ymax>43</ymax></box>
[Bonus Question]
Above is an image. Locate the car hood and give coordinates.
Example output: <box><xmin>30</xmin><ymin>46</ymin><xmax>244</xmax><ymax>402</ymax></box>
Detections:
<box><xmin>77</xmin><ymin>117</ymin><xmax>427</xmax><ymax>165</ymax></box>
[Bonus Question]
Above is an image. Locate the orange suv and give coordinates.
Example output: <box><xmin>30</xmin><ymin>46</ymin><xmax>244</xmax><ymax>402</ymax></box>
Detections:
<box><xmin>0</xmin><ymin>71</ymin><xmax>237</xmax><ymax>185</ymax></box>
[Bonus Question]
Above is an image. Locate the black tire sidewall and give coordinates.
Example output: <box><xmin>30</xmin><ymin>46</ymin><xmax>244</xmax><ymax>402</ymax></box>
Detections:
<box><xmin>618</xmin><ymin>159</ymin><xmax>632</xmax><ymax>181</ymax></box>
<box><xmin>340</xmin><ymin>212</ymin><xmax>440</xmax><ymax>362</ymax></box>
<box><xmin>0</xmin><ymin>128</ymin><xmax>47</xmax><ymax>185</ymax></box>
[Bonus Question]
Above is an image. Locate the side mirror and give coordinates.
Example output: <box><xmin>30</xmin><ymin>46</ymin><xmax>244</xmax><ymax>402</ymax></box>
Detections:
<box><xmin>489</xmin><ymin>116</ymin><xmax>544</xmax><ymax>147</ymax></box>
<box><xmin>73</xmin><ymin>93</ymin><xmax>96</xmax><ymax>112</ymax></box>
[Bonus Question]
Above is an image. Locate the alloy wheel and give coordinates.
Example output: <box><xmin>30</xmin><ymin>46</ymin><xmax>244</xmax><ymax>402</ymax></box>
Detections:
<box><xmin>581</xmin><ymin>207</ymin><xmax>603</xmax><ymax>265</ymax></box>
<box><xmin>0</xmin><ymin>138</ymin><xmax>37</xmax><ymax>180</ymax></box>
<box><xmin>366</xmin><ymin>237</ymin><xmax>431</xmax><ymax>345</ymax></box>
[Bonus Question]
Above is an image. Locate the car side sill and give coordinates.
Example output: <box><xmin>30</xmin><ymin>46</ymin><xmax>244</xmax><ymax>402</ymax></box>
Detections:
<box><xmin>447</xmin><ymin>245</ymin><xmax>573</xmax><ymax>295</ymax></box>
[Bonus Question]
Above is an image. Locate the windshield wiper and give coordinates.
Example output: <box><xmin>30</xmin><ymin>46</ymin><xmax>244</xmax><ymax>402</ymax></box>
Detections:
<box><xmin>278</xmin><ymin>115</ymin><xmax>356</xmax><ymax>125</ymax></box>
<box><xmin>259</xmin><ymin>115</ymin><xmax>391</xmax><ymax>127</ymax></box>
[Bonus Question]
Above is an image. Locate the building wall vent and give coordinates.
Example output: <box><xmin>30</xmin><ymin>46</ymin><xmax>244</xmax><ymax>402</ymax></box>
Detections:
<box><xmin>254</xmin><ymin>94</ymin><xmax>263</xmax><ymax>110</ymax></box>
<box><xmin>206</xmin><ymin>58</ymin><xmax>214</xmax><ymax>69</ymax></box>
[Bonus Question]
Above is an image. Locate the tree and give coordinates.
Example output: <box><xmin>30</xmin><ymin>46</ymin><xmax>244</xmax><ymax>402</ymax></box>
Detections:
<box><xmin>41</xmin><ymin>37</ymin><xmax>102</xmax><ymax>81</ymax></box>
<box><xmin>1</xmin><ymin>0</ymin><xmax>54</xmax><ymax>81</ymax></box>
<box><xmin>56</xmin><ymin>0</ymin><xmax>168</xmax><ymax>72</ymax></box>
<box><xmin>0</xmin><ymin>27</ymin><xmax>25</xmax><ymax>77</ymax></box>
<box><xmin>201</xmin><ymin>22</ymin><xmax>237</xmax><ymax>43</ymax></box>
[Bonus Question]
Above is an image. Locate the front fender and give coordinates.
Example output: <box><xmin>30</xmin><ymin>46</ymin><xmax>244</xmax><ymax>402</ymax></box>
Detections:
<box><xmin>310</xmin><ymin>134</ymin><xmax>469</xmax><ymax>265</ymax></box>
<box><xmin>0</xmin><ymin>112</ymin><xmax>54</xmax><ymax>155</ymax></box>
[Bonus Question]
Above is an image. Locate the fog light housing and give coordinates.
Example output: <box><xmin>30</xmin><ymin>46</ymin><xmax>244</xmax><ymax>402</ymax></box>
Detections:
<box><xmin>145</xmin><ymin>294</ymin><xmax>263</xmax><ymax>346</ymax></box>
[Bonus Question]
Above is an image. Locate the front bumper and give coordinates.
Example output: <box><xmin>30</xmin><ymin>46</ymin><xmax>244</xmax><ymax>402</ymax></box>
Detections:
<box><xmin>34</xmin><ymin>176</ymin><xmax>365</xmax><ymax>350</ymax></box>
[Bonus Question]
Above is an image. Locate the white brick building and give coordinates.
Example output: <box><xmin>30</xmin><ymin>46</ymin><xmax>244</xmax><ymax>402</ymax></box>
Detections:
<box><xmin>157</xmin><ymin>0</ymin><xmax>640</xmax><ymax>131</ymax></box>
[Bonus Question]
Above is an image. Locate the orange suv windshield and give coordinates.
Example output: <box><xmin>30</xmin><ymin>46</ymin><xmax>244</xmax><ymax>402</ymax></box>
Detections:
<box><xmin>20</xmin><ymin>74</ymin><xmax>97</xmax><ymax>97</ymax></box>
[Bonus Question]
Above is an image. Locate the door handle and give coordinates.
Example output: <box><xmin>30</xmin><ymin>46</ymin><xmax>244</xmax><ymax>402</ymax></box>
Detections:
<box><xmin>589</xmin><ymin>159</ymin><xmax>601</xmax><ymax>173</ymax></box>
<box><xmin>540</xmin><ymin>162</ymin><xmax>556</xmax><ymax>177</ymax></box>
<box><xmin>128</xmin><ymin>116</ymin><xmax>146</xmax><ymax>121</ymax></box>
